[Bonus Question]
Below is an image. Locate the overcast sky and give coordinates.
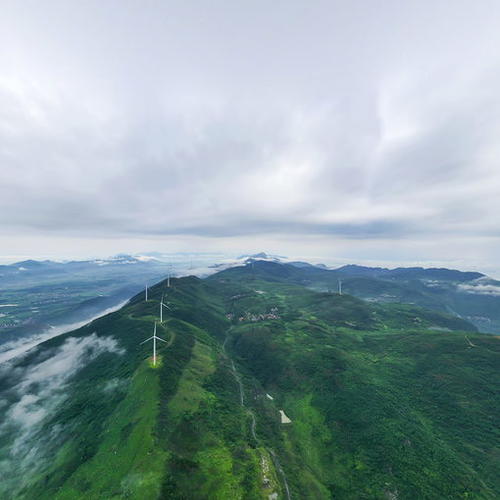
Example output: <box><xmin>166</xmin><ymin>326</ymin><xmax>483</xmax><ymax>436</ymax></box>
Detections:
<box><xmin>1</xmin><ymin>1</ymin><xmax>500</xmax><ymax>273</ymax></box>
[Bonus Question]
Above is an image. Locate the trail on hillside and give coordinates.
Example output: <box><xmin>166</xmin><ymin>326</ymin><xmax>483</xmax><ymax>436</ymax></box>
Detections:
<box><xmin>159</xmin><ymin>322</ymin><xmax>176</xmax><ymax>347</ymax></box>
<box><xmin>269</xmin><ymin>450</ymin><xmax>291</xmax><ymax>500</ymax></box>
<box><xmin>250</xmin><ymin>411</ymin><xmax>257</xmax><ymax>441</ymax></box>
<box><xmin>231</xmin><ymin>359</ymin><xmax>245</xmax><ymax>406</ymax></box>
<box><xmin>223</xmin><ymin>334</ymin><xmax>291</xmax><ymax>500</ymax></box>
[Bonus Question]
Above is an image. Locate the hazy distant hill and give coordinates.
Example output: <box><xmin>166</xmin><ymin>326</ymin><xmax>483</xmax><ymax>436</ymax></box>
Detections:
<box><xmin>334</xmin><ymin>264</ymin><xmax>484</xmax><ymax>281</ymax></box>
<box><xmin>0</xmin><ymin>260</ymin><xmax>497</xmax><ymax>499</ymax></box>
<box><xmin>0</xmin><ymin>255</ymin><xmax>171</xmax><ymax>353</ymax></box>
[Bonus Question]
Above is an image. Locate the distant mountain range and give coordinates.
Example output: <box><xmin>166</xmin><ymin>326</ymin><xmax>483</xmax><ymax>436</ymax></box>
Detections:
<box><xmin>0</xmin><ymin>254</ymin><xmax>164</xmax><ymax>277</ymax></box>
<box><xmin>213</xmin><ymin>257</ymin><xmax>499</xmax><ymax>333</ymax></box>
<box><xmin>0</xmin><ymin>256</ymin><xmax>497</xmax><ymax>498</ymax></box>
<box><xmin>2</xmin><ymin>254</ymin><xmax>499</xmax><ymax>336</ymax></box>
<box><xmin>0</xmin><ymin>255</ymin><xmax>172</xmax><ymax>355</ymax></box>
<box><xmin>333</xmin><ymin>263</ymin><xmax>484</xmax><ymax>281</ymax></box>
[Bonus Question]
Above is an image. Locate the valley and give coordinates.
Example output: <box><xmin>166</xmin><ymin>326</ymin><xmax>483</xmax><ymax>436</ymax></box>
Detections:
<box><xmin>0</xmin><ymin>256</ymin><xmax>173</xmax><ymax>361</ymax></box>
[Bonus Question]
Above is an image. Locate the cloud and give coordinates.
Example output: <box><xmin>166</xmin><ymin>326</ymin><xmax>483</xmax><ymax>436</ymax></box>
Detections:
<box><xmin>0</xmin><ymin>1</ymin><xmax>499</xmax><ymax>271</ymax></box>
<box><xmin>0</xmin><ymin>300</ymin><xmax>128</xmax><ymax>364</ymax></box>
<box><xmin>0</xmin><ymin>332</ymin><xmax>124</xmax><ymax>494</ymax></box>
<box><xmin>4</xmin><ymin>333</ymin><xmax>124</xmax><ymax>428</ymax></box>
<box><xmin>457</xmin><ymin>282</ymin><xmax>500</xmax><ymax>297</ymax></box>
<box><xmin>102</xmin><ymin>377</ymin><xmax>128</xmax><ymax>394</ymax></box>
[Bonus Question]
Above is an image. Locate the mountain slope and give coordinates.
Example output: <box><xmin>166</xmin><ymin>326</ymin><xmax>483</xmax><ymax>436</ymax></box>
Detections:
<box><xmin>0</xmin><ymin>265</ymin><xmax>498</xmax><ymax>499</ymax></box>
<box><xmin>212</xmin><ymin>260</ymin><xmax>500</xmax><ymax>333</ymax></box>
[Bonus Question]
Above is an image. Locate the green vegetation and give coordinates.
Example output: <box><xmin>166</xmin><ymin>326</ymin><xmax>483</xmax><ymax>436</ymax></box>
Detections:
<box><xmin>52</xmin><ymin>361</ymin><xmax>167</xmax><ymax>499</ymax></box>
<box><xmin>0</xmin><ymin>263</ymin><xmax>498</xmax><ymax>499</ymax></box>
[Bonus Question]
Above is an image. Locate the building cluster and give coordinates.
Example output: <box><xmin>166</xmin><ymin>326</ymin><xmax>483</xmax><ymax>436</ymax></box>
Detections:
<box><xmin>237</xmin><ymin>307</ymin><xmax>280</xmax><ymax>323</ymax></box>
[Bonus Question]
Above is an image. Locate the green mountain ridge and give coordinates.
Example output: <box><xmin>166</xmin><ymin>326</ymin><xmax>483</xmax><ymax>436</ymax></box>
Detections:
<box><xmin>0</xmin><ymin>262</ymin><xmax>498</xmax><ymax>499</ymax></box>
<box><xmin>232</xmin><ymin>260</ymin><xmax>500</xmax><ymax>334</ymax></box>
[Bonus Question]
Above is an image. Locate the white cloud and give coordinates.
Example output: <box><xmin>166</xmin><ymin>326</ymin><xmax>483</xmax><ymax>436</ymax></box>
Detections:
<box><xmin>5</xmin><ymin>333</ymin><xmax>124</xmax><ymax>428</ymax></box>
<box><xmin>457</xmin><ymin>283</ymin><xmax>500</xmax><ymax>296</ymax></box>
<box><xmin>102</xmin><ymin>377</ymin><xmax>128</xmax><ymax>394</ymax></box>
<box><xmin>0</xmin><ymin>332</ymin><xmax>125</xmax><ymax>494</ymax></box>
<box><xmin>0</xmin><ymin>300</ymin><xmax>128</xmax><ymax>364</ymax></box>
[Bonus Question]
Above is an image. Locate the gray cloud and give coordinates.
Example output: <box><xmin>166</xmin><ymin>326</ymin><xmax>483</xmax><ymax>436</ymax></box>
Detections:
<box><xmin>0</xmin><ymin>1</ymin><xmax>499</xmax><ymax>269</ymax></box>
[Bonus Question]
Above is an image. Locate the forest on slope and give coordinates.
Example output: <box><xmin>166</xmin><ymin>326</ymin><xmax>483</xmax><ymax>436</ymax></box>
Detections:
<box><xmin>0</xmin><ymin>261</ymin><xmax>498</xmax><ymax>499</ymax></box>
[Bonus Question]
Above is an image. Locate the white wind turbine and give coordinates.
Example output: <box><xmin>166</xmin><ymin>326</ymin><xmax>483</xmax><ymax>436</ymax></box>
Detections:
<box><xmin>167</xmin><ymin>263</ymin><xmax>174</xmax><ymax>287</ymax></box>
<box><xmin>338</xmin><ymin>279</ymin><xmax>342</xmax><ymax>295</ymax></box>
<box><xmin>140</xmin><ymin>322</ymin><xmax>167</xmax><ymax>366</ymax></box>
<box><xmin>145</xmin><ymin>283</ymin><xmax>149</xmax><ymax>301</ymax></box>
<box><xmin>159</xmin><ymin>293</ymin><xmax>171</xmax><ymax>323</ymax></box>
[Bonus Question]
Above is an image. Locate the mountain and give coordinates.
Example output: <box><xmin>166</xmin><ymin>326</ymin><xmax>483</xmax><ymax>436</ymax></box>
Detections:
<box><xmin>0</xmin><ymin>262</ymin><xmax>498</xmax><ymax>499</ymax></box>
<box><xmin>0</xmin><ymin>255</ymin><xmax>162</xmax><ymax>278</ymax></box>
<box><xmin>214</xmin><ymin>260</ymin><xmax>499</xmax><ymax>333</ymax></box>
<box><xmin>0</xmin><ymin>255</ymin><xmax>172</xmax><ymax>357</ymax></box>
<box><xmin>237</xmin><ymin>252</ymin><xmax>286</xmax><ymax>261</ymax></box>
<box><xmin>12</xmin><ymin>259</ymin><xmax>55</xmax><ymax>269</ymax></box>
<box><xmin>335</xmin><ymin>264</ymin><xmax>484</xmax><ymax>281</ymax></box>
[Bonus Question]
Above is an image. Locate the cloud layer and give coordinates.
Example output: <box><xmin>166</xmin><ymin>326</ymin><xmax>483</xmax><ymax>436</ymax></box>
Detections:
<box><xmin>457</xmin><ymin>282</ymin><xmax>500</xmax><ymax>297</ymax></box>
<box><xmin>1</xmin><ymin>1</ymin><xmax>499</xmax><ymax>270</ymax></box>
<box><xmin>0</xmin><ymin>332</ymin><xmax>124</xmax><ymax>495</ymax></box>
<box><xmin>0</xmin><ymin>300</ymin><xmax>129</xmax><ymax>363</ymax></box>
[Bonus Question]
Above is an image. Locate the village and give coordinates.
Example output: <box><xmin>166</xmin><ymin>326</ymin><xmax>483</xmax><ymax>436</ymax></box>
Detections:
<box><xmin>226</xmin><ymin>307</ymin><xmax>280</xmax><ymax>323</ymax></box>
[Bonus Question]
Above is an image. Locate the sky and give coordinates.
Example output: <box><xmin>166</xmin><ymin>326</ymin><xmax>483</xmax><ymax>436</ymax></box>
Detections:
<box><xmin>1</xmin><ymin>1</ymin><xmax>500</xmax><ymax>275</ymax></box>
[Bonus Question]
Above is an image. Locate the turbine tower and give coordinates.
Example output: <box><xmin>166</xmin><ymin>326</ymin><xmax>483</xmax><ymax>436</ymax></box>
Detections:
<box><xmin>145</xmin><ymin>284</ymin><xmax>148</xmax><ymax>301</ymax></box>
<box><xmin>159</xmin><ymin>294</ymin><xmax>171</xmax><ymax>323</ymax></box>
<box><xmin>338</xmin><ymin>279</ymin><xmax>342</xmax><ymax>295</ymax></box>
<box><xmin>140</xmin><ymin>322</ymin><xmax>167</xmax><ymax>366</ymax></box>
<box><xmin>167</xmin><ymin>263</ymin><xmax>174</xmax><ymax>287</ymax></box>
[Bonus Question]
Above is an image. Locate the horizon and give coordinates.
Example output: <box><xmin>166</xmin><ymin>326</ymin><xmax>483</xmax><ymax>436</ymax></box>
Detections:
<box><xmin>1</xmin><ymin>2</ymin><xmax>499</xmax><ymax>280</ymax></box>
<box><xmin>1</xmin><ymin>250</ymin><xmax>498</xmax><ymax>280</ymax></box>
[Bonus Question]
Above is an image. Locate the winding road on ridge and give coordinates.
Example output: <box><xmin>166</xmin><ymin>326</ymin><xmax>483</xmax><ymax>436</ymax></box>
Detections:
<box><xmin>222</xmin><ymin>335</ymin><xmax>291</xmax><ymax>500</ymax></box>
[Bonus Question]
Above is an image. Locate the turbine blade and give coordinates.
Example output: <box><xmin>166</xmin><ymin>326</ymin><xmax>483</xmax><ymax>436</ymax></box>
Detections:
<box><xmin>156</xmin><ymin>336</ymin><xmax>168</xmax><ymax>342</ymax></box>
<box><xmin>140</xmin><ymin>336</ymin><xmax>154</xmax><ymax>344</ymax></box>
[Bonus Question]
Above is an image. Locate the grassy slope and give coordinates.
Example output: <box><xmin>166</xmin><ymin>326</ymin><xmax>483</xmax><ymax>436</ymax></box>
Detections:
<box><xmin>3</xmin><ymin>266</ymin><xmax>498</xmax><ymax>499</ymax></box>
<box><xmin>52</xmin><ymin>360</ymin><xmax>167</xmax><ymax>499</ymax></box>
<box><xmin>8</xmin><ymin>277</ymin><xmax>276</xmax><ymax>500</ymax></box>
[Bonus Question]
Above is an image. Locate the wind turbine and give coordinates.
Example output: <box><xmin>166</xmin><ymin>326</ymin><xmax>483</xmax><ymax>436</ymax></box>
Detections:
<box><xmin>159</xmin><ymin>294</ymin><xmax>171</xmax><ymax>323</ymax></box>
<box><xmin>338</xmin><ymin>279</ymin><xmax>342</xmax><ymax>295</ymax></box>
<box><xmin>145</xmin><ymin>284</ymin><xmax>148</xmax><ymax>301</ymax></box>
<box><xmin>465</xmin><ymin>335</ymin><xmax>477</xmax><ymax>348</ymax></box>
<box><xmin>140</xmin><ymin>322</ymin><xmax>167</xmax><ymax>366</ymax></box>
